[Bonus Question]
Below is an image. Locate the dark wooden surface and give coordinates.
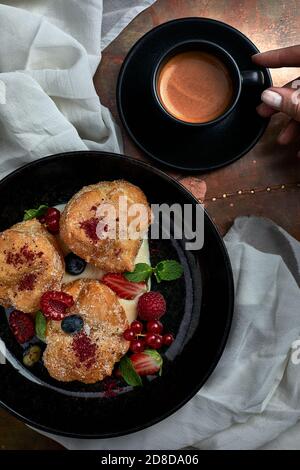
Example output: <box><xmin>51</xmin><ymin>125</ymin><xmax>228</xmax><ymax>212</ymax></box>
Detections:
<box><xmin>1</xmin><ymin>0</ymin><xmax>300</xmax><ymax>450</ymax></box>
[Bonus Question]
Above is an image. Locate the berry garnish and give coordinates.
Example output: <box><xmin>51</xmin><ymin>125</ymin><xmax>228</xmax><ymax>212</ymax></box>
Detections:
<box><xmin>147</xmin><ymin>320</ymin><xmax>163</xmax><ymax>334</ymax></box>
<box><xmin>65</xmin><ymin>252</ymin><xmax>87</xmax><ymax>275</ymax></box>
<box><xmin>43</xmin><ymin>207</ymin><xmax>60</xmax><ymax>234</ymax></box>
<box><xmin>61</xmin><ymin>315</ymin><xmax>84</xmax><ymax>334</ymax></box>
<box><xmin>23</xmin><ymin>345</ymin><xmax>41</xmax><ymax>367</ymax></box>
<box><xmin>145</xmin><ymin>333</ymin><xmax>163</xmax><ymax>349</ymax></box>
<box><xmin>45</xmin><ymin>207</ymin><xmax>60</xmax><ymax>219</ymax></box>
<box><xmin>123</xmin><ymin>328</ymin><xmax>135</xmax><ymax>341</ymax></box>
<box><xmin>130</xmin><ymin>339</ymin><xmax>145</xmax><ymax>353</ymax></box>
<box><xmin>40</xmin><ymin>291</ymin><xmax>74</xmax><ymax>320</ymax></box>
<box><xmin>130</xmin><ymin>350</ymin><xmax>163</xmax><ymax>376</ymax></box>
<box><xmin>163</xmin><ymin>333</ymin><xmax>174</xmax><ymax>346</ymax></box>
<box><xmin>130</xmin><ymin>320</ymin><xmax>143</xmax><ymax>334</ymax></box>
<box><xmin>102</xmin><ymin>273</ymin><xmax>147</xmax><ymax>300</ymax></box>
<box><xmin>137</xmin><ymin>291</ymin><xmax>166</xmax><ymax>321</ymax></box>
<box><xmin>9</xmin><ymin>310</ymin><xmax>35</xmax><ymax>344</ymax></box>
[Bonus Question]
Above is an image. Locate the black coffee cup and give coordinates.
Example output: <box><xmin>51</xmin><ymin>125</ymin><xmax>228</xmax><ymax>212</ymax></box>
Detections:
<box><xmin>152</xmin><ymin>40</ymin><xmax>265</xmax><ymax>127</ymax></box>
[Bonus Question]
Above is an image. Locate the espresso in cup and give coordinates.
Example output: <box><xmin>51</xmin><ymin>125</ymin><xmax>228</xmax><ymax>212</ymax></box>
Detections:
<box><xmin>156</xmin><ymin>50</ymin><xmax>234</xmax><ymax>124</ymax></box>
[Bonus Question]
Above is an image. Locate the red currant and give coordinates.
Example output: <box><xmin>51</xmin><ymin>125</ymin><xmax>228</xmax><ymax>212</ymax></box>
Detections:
<box><xmin>130</xmin><ymin>339</ymin><xmax>145</xmax><ymax>353</ymax></box>
<box><xmin>147</xmin><ymin>320</ymin><xmax>163</xmax><ymax>334</ymax></box>
<box><xmin>123</xmin><ymin>328</ymin><xmax>135</xmax><ymax>341</ymax></box>
<box><xmin>46</xmin><ymin>208</ymin><xmax>60</xmax><ymax>219</ymax></box>
<box><xmin>46</xmin><ymin>218</ymin><xmax>60</xmax><ymax>234</ymax></box>
<box><xmin>44</xmin><ymin>207</ymin><xmax>61</xmax><ymax>234</ymax></box>
<box><xmin>163</xmin><ymin>333</ymin><xmax>174</xmax><ymax>346</ymax></box>
<box><xmin>145</xmin><ymin>333</ymin><xmax>163</xmax><ymax>349</ymax></box>
<box><xmin>130</xmin><ymin>320</ymin><xmax>143</xmax><ymax>334</ymax></box>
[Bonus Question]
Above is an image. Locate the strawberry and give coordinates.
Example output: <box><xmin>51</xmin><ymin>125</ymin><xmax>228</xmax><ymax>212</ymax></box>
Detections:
<box><xmin>9</xmin><ymin>310</ymin><xmax>35</xmax><ymax>344</ymax></box>
<box><xmin>130</xmin><ymin>350</ymin><xmax>163</xmax><ymax>376</ymax></box>
<box><xmin>102</xmin><ymin>273</ymin><xmax>147</xmax><ymax>300</ymax></box>
<box><xmin>40</xmin><ymin>290</ymin><xmax>74</xmax><ymax>320</ymax></box>
<box><xmin>137</xmin><ymin>291</ymin><xmax>166</xmax><ymax>321</ymax></box>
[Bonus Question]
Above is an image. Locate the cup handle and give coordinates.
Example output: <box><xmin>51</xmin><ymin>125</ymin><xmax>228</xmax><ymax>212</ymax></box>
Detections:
<box><xmin>241</xmin><ymin>70</ymin><xmax>265</xmax><ymax>87</ymax></box>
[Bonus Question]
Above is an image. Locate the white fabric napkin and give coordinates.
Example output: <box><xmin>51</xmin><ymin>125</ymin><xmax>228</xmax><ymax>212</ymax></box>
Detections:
<box><xmin>0</xmin><ymin>0</ymin><xmax>154</xmax><ymax>179</ymax></box>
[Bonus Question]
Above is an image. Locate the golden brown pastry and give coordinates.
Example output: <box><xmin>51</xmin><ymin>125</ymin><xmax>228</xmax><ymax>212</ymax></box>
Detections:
<box><xmin>60</xmin><ymin>180</ymin><xmax>151</xmax><ymax>273</ymax></box>
<box><xmin>0</xmin><ymin>219</ymin><xmax>64</xmax><ymax>314</ymax></box>
<box><xmin>43</xmin><ymin>279</ymin><xmax>129</xmax><ymax>384</ymax></box>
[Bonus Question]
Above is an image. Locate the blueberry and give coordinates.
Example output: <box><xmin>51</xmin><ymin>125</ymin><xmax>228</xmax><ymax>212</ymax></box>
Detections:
<box><xmin>65</xmin><ymin>252</ymin><xmax>86</xmax><ymax>275</ymax></box>
<box><xmin>61</xmin><ymin>315</ymin><xmax>84</xmax><ymax>334</ymax></box>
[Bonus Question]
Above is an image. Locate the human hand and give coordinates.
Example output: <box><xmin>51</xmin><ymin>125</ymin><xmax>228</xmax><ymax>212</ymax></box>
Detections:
<box><xmin>252</xmin><ymin>45</ymin><xmax>300</xmax><ymax>156</ymax></box>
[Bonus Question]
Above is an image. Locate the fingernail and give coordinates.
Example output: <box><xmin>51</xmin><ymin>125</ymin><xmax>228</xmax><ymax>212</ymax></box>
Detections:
<box><xmin>261</xmin><ymin>90</ymin><xmax>282</xmax><ymax>109</ymax></box>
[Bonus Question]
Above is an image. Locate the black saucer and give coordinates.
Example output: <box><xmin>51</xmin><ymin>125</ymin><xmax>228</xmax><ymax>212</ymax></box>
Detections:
<box><xmin>117</xmin><ymin>17</ymin><xmax>272</xmax><ymax>171</ymax></box>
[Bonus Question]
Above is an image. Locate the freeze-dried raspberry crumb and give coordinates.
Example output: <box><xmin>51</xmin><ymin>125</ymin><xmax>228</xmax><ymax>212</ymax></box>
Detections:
<box><xmin>6</xmin><ymin>244</ymin><xmax>43</xmax><ymax>267</ymax></box>
<box><xmin>79</xmin><ymin>217</ymin><xmax>99</xmax><ymax>242</ymax></box>
<box><xmin>72</xmin><ymin>332</ymin><xmax>96</xmax><ymax>368</ymax></box>
<box><xmin>18</xmin><ymin>273</ymin><xmax>37</xmax><ymax>291</ymax></box>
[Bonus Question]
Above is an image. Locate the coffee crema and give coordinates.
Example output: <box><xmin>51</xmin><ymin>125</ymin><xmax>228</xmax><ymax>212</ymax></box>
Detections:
<box><xmin>157</xmin><ymin>50</ymin><xmax>234</xmax><ymax>124</ymax></box>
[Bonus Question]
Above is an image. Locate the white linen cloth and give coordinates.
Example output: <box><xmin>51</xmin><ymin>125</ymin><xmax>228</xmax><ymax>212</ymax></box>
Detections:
<box><xmin>0</xmin><ymin>0</ymin><xmax>154</xmax><ymax>179</ymax></box>
<box><xmin>1</xmin><ymin>0</ymin><xmax>300</xmax><ymax>451</ymax></box>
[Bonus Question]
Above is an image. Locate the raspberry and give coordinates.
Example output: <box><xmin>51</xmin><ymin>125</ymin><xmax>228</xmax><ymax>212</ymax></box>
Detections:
<box><xmin>9</xmin><ymin>310</ymin><xmax>35</xmax><ymax>344</ymax></box>
<box><xmin>40</xmin><ymin>291</ymin><xmax>74</xmax><ymax>320</ymax></box>
<box><xmin>137</xmin><ymin>291</ymin><xmax>166</xmax><ymax>321</ymax></box>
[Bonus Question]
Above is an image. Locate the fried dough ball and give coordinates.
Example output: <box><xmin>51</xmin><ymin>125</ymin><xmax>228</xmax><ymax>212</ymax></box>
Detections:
<box><xmin>0</xmin><ymin>219</ymin><xmax>64</xmax><ymax>314</ymax></box>
<box><xmin>60</xmin><ymin>180</ymin><xmax>151</xmax><ymax>273</ymax></box>
<box><xmin>43</xmin><ymin>279</ymin><xmax>129</xmax><ymax>384</ymax></box>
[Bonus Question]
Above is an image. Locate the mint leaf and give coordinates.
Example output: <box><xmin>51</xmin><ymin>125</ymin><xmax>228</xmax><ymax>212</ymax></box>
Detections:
<box><xmin>24</xmin><ymin>205</ymin><xmax>48</xmax><ymax>221</ymax></box>
<box><xmin>119</xmin><ymin>356</ymin><xmax>142</xmax><ymax>387</ymax></box>
<box><xmin>154</xmin><ymin>269</ymin><xmax>162</xmax><ymax>283</ymax></box>
<box><xmin>35</xmin><ymin>310</ymin><xmax>47</xmax><ymax>342</ymax></box>
<box><xmin>144</xmin><ymin>349</ymin><xmax>163</xmax><ymax>375</ymax></box>
<box><xmin>124</xmin><ymin>260</ymin><xmax>183</xmax><ymax>284</ymax></box>
<box><xmin>155</xmin><ymin>260</ymin><xmax>183</xmax><ymax>282</ymax></box>
<box><xmin>124</xmin><ymin>263</ymin><xmax>153</xmax><ymax>282</ymax></box>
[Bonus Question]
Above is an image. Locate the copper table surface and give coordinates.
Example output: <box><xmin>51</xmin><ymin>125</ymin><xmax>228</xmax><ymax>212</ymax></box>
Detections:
<box><xmin>1</xmin><ymin>0</ymin><xmax>300</xmax><ymax>450</ymax></box>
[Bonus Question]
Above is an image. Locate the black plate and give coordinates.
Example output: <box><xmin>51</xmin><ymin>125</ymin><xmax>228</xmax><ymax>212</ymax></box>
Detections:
<box><xmin>117</xmin><ymin>17</ymin><xmax>272</xmax><ymax>171</ymax></box>
<box><xmin>0</xmin><ymin>151</ymin><xmax>233</xmax><ymax>438</ymax></box>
